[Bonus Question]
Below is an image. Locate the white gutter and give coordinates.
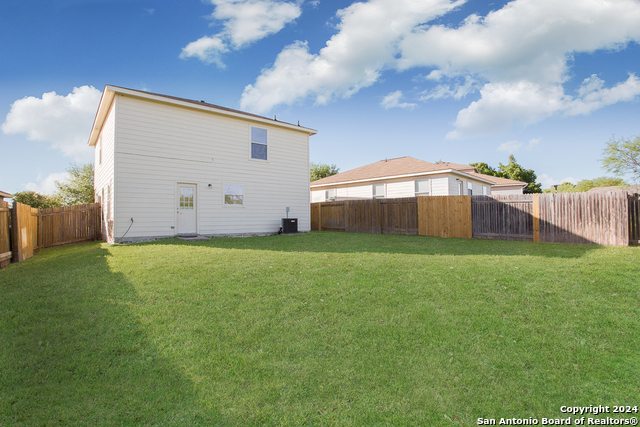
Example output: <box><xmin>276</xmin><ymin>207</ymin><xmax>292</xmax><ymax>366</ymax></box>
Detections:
<box><xmin>310</xmin><ymin>169</ymin><xmax>496</xmax><ymax>188</ymax></box>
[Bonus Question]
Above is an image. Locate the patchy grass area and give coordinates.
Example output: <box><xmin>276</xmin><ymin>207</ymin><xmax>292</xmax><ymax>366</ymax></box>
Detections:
<box><xmin>1</xmin><ymin>232</ymin><xmax>639</xmax><ymax>426</ymax></box>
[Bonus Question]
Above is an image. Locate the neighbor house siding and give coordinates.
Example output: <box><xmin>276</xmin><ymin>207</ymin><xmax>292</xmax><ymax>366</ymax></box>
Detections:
<box><xmin>336</xmin><ymin>184</ymin><xmax>372</xmax><ymax>200</ymax></box>
<box><xmin>386</xmin><ymin>180</ymin><xmax>414</xmax><ymax>198</ymax></box>
<box><xmin>112</xmin><ymin>94</ymin><xmax>310</xmax><ymax>239</ymax></box>
<box><xmin>311</xmin><ymin>173</ymin><xmax>496</xmax><ymax>201</ymax></box>
<box><xmin>491</xmin><ymin>185</ymin><xmax>525</xmax><ymax>196</ymax></box>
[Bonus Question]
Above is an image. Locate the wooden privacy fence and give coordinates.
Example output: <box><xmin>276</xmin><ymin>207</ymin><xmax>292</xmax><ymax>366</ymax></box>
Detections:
<box><xmin>38</xmin><ymin>204</ymin><xmax>102</xmax><ymax>248</ymax></box>
<box><xmin>311</xmin><ymin>192</ymin><xmax>638</xmax><ymax>246</ymax></box>
<box><xmin>311</xmin><ymin>198</ymin><xmax>418</xmax><ymax>235</ymax></box>
<box><xmin>0</xmin><ymin>202</ymin><xmax>101</xmax><ymax>268</ymax></box>
<box><xmin>0</xmin><ymin>201</ymin><xmax>11</xmax><ymax>268</ymax></box>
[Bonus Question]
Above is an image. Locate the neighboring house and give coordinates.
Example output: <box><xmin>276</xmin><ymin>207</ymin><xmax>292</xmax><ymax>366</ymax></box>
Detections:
<box><xmin>89</xmin><ymin>85</ymin><xmax>317</xmax><ymax>243</ymax></box>
<box><xmin>0</xmin><ymin>191</ymin><xmax>11</xmax><ymax>202</ymax></box>
<box><xmin>587</xmin><ymin>185</ymin><xmax>640</xmax><ymax>193</ymax></box>
<box><xmin>310</xmin><ymin>157</ymin><xmax>527</xmax><ymax>202</ymax></box>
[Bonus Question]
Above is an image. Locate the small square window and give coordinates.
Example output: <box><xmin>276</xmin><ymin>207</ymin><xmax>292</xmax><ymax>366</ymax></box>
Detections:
<box><xmin>373</xmin><ymin>183</ymin><xmax>385</xmax><ymax>199</ymax></box>
<box><xmin>415</xmin><ymin>179</ymin><xmax>430</xmax><ymax>196</ymax></box>
<box><xmin>251</xmin><ymin>127</ymin><xmax>267</xmax><ymax>160</ymax></box>
<box><xmin>224</xmin><ymin>184</ymin><xmax>244</xmax><ymax>205</ymax></box>
<box><xmin>325</xmin><ymin>188</ymin><xmax>336</xmax><ymax>201</ymax></box>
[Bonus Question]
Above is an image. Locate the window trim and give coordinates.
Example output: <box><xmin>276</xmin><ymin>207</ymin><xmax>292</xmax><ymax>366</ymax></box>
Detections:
<box><xmin>250</xmin><ymin>126</ymin><xmax>268</xmax><ymax>161</ymax></box>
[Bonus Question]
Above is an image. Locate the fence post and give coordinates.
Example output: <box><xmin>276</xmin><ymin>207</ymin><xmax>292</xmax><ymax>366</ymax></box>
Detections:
<box><xmin>532</xmin><ymin>194</ymin><xmax>540</xmax><ymax>242</ymax></box>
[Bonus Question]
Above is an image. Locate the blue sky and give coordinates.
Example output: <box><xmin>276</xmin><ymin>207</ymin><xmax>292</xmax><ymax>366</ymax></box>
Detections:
<box><xmin>2</xmin><ymin>0</ymin><xmax>640</xmax><ymax>195</ymax></box>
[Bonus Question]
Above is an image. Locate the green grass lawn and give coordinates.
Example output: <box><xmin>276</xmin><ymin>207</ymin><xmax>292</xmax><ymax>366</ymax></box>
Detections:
<box><xmin>1</xmin><ymin>232</ymin><xmax>638</xmax><ymax>426</ymax></box>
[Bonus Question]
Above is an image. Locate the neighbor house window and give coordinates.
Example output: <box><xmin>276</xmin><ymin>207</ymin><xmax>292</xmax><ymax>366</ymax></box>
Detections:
<box><xmin>457</xmin><ymin>181</ymin><xmax>463</xmax><ymax>195</ymax></box>
<box><xmin>415</xmin><ymin>179</ymin><xmax>430</xmax><ymax>196</ymax></box>
<box><xmin>250</xmin><ymin>127</ymin><xmax>267</xmax><ymax>160</ymax></box>
<box><xmin>325</xmin><ymin>188</ymin><xmax>336</xmax><ymax>201</ymax></box>
<box><xmin>468</xmin><ymin>182</ymin><xmax>473</xmax><ymax>195</ymax></box>
<box><xmin>224</xmin><ymin>184</ymin><xmax>244</xmax><ymax>205</ymax></box>
<box><xmin>483</xmin><ymin>185</ymin><xmax>489</xmax><ymax>195</ymax></box>
<box><xmin>372</xmin><ymin>183</ymin><xmax>385</xmax><ymax>199</ymax></box>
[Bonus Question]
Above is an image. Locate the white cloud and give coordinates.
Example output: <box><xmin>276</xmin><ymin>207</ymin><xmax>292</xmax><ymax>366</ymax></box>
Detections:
<box><xmin>25</xmin><ymin>172</ymin><xmax>70</xmax><ymax>195</ymax></box>
<box><xmin>565</xmin><ymin>73</ymin><xmax>640</xmax><ymax>116</ymax></box>
<box><xmin>420</xmin><ymin>75</ymin><xmax>479</xmax><ymax>101</ymax></box>
<box><xmin>497</xmin><ymin>140</ymin><xmax>523</xmax><ymax>153</ymax></box>
<box><xmin>242</xmin><ymin>0</ymin><xmax>640</xmax><ymax>132</ymax></box>
<box><xmin>241</xmin><ymin>0</ymin><xmax>463</xmax><ymax>113</ymax></box>
<box><xmin>380</xmin><ymin>91</ymin><xmax>417</xmax><ymax>110</ymax></box>
<box><xmin>497</xmin><ymin>137</ymin><xmax>540</xmax><ymax>153</ymax></box>
<box><xmin>396</xmin><ymin>0</ymin><xmax>640</xmax><ymax>138</ymax></box>
<box><xmin>1</xmin><ymin>86</ymin><xmax>101</xmax><ymax>161</ymax></box>
<box><xmin>181</xmin><ymin>0</ymin><xmax>301</xmax><ymax>67</ymax></box>
<box><xmin>180</xmin><ymin>35</ymin><xmax>228</xmax><ymax>67</ymax></box>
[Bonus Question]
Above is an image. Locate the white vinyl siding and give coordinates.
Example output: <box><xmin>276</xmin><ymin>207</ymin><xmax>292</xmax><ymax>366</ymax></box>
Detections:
<box><xmin>386</xmin><ymin>181</ymin><xmax>414</xmax><ymax>198</ymax></box>
<box><xmin>111</xmin><ymin>94</ymin><xmax>311</xmax><ymax>239</ymax></box>
<box><xmin>94</xmin><ymin>101</ymin><xmax>116</xmax><ymax>242</ymax></box>
<box><xmin>335</xmin><ymin>185</ymin><xmax>371</xmax><ymax>200</ymax></box>
<box><xmin>311</xmin><ymin>190</ymin><xmax>325</xmax><ymax>203</ymax></box>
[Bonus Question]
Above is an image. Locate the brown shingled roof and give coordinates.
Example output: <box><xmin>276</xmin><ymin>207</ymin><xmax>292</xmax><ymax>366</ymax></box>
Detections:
<box><xmin>310</xmin><ymin>156</ymin><xmax>526</xmax><ymax>187</ymax></box>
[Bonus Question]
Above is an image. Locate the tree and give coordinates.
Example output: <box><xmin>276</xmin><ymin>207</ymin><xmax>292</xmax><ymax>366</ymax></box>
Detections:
<box><xmin>471</xmin><ymin>156</ymin><xmax>542</xmax><ymax>193</ymax></box>
<box><xmin>601</xmin><ymin>135</ymin><xmax>640</xmax><ymax>181</ymax></box>
<box><xmin>11</xmin><ymin>191</ymin><xmax>62</xmax><ymax>209</ymax></box>
<box><xmin>310</xmin><ymin>163</ymin><xmax>339</xmax><ymax>182</ymax></box>
<box><xmin>498</xmin><ymin>155</ymin><xmax>542</xmax><ymax>193</ymax></box>
<box><xmin>542</xmin><ymin>177</ymin><xmax>627</xmax><ymax>193</ymax></box>
<box><xmin>469</xmin><ymin>162</ymin><xmax>500</xmax><ymax>177</ymax></box>
<box><xmin>55</xmin><ymin>163</ymin><xmax>94</xmax><ymax>205</ymax></box>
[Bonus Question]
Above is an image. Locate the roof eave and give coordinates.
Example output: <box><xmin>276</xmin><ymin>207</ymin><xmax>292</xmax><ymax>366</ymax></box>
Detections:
<box><xmin>311</xmin><ymin>169</ymin><xmax>495</xmax><ymax>188</ymax></box>
<box><xmin>99</xmin><ymin>85</ymin><xmax>317</xmax><ymax>137</ymax></box>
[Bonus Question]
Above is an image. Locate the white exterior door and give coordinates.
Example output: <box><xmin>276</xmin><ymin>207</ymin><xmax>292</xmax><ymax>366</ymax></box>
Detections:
<box><xmin>177</xmin><ymin>184</ymin><xmax>197</xmax><ymax>235</ymax></box>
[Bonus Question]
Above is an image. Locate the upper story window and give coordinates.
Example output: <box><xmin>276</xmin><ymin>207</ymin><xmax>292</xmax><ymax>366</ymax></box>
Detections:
<box><xmin>372</xmin><ymin>183</ymin><xmax>385</xmax><ymax>199</ymax></box>
<box><xmin>415</xmin><ymin>179</ymin><xmax>430</xmax><ymax>196</ymax></box>
<box><xmin>325</xmin><ymin>188</ymin><xmax>336</xmax><ymax>201</ymax></box>
<box><xmin>250</xmin><ymin>127</ymin><xmax>267</xmax><ymax>160</ymax></box>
